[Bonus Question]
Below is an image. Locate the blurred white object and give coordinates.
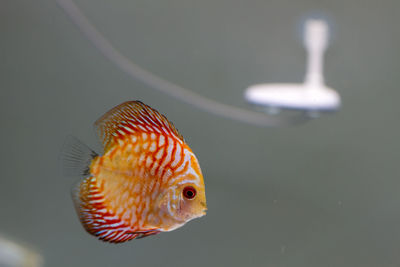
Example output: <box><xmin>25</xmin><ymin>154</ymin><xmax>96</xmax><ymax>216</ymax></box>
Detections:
<box><xmin>245</xmin><ymin>19</ymin><xmax>341</xmax><ymax>112</ymax></box>
<box><xmin>0</xmin><ymin>236</ymin><xmax>43</xmax><ymax>267</ymax></box>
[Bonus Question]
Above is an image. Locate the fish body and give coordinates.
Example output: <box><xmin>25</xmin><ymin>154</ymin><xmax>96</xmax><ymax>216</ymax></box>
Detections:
<box><xmin>63</xmin><ymin>101</ymin><xmax>206</xmax><ymax>243</ymax></box>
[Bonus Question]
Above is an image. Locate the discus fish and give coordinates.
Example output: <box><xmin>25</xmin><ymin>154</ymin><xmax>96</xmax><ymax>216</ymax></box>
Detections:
<box><xmin>62</xmin><ymin>101</ymin><xmax>206</xmax><ymax>243</ymax></box>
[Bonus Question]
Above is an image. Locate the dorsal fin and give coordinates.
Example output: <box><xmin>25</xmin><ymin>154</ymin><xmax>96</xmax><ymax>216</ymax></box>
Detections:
<box><xmin>94</xmin><ymin>101</ymin><xmax>184</xmax><ymax>151</ymax></box>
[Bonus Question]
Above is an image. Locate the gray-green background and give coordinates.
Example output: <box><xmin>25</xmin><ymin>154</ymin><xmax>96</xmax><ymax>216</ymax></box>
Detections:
<box><xmin>1</xmin><ymin>0</ymin><xmax>400</xmax><ymax>266</ymax></box>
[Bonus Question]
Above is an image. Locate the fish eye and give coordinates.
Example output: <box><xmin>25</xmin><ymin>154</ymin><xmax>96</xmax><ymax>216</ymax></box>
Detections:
<box><xmin>182</xmin><ymin>186</ymin><xmax>196</xmax><ymax>200</ymax></box>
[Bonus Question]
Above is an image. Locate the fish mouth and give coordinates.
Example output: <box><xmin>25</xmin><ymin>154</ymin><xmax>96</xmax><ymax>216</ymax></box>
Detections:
<box><xmin>201</xmin><ymin>207</ymin><xmax>207</xmax><ymax>216</ymax></box>
<box><xmin>200</xmin><ymin>201</ymin><xmax>207</xmax><ymax>215</ymax></box>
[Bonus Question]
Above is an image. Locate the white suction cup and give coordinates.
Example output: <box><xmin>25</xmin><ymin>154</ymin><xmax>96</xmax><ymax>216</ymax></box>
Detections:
<box><xmin>245</xmin><ymin>19</ymin><xmax>341</xmax><ymax>113</ymax></box>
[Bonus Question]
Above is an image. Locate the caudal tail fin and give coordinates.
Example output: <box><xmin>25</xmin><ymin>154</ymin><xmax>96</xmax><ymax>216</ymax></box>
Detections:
<box><xmin>61</xmin><ymin>135</ymin><xmax>98</xmax><ymax>177</ymax></box>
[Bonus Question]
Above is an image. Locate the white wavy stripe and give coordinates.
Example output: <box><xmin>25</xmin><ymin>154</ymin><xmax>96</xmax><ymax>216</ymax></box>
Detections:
<box><xmin>174</xmin><ymin>148</ymin><xmax>190</xmax><ymax>173</ymax></box>
<box><xmin>158</xmin><ymin>137</ymin><xmax>173</xmax><ymax>178</ymax></box>
<box><xmin>170</xmin><ymin>143</ymin><xmax>182</xmax><ymax>168</ymax></box>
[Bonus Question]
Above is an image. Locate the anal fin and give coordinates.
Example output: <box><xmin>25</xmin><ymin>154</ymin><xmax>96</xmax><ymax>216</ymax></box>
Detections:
<box><xmin>73</xmin><ymin>176</ymin><xmax>139</xmax><ymax>243</ymax></box>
